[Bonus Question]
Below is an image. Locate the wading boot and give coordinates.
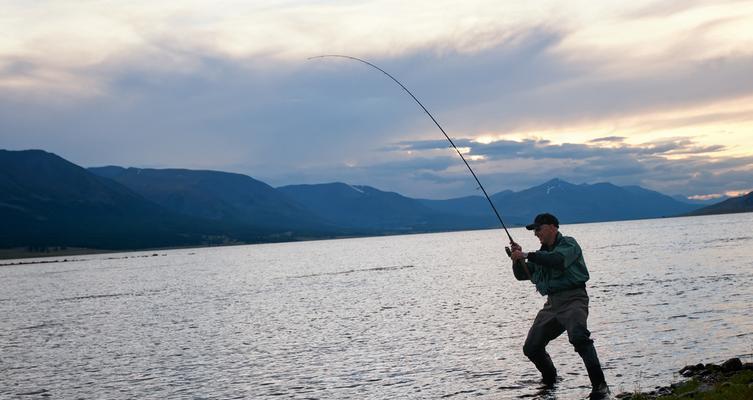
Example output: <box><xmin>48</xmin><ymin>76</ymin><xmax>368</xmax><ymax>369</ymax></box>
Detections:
<box><xmin>530</xmin><ymin>351</ymin><xmax>557</xmax><ymax>386</ymax></box>
<box><xmin>577</xmin><ymin>344</ymin><xmax>609</xmax><ymax>399</ymax></box>
<box><xmin>588</xmin><ymin>382</ymin><xmax>610</xmax><ymax>400</ymax></box>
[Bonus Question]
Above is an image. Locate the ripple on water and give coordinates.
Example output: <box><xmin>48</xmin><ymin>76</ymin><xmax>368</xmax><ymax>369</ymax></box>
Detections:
<box><xmin>1</xmin><ymin>215</ymin><xmax>752</xmax><ymax>399</ymax></box>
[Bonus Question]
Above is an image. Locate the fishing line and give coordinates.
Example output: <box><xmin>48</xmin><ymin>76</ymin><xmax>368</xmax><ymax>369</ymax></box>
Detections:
<box><xmin>308</xmin><ymin>54</ymin><xmax>519</xmax><ymax>245</ymax></box>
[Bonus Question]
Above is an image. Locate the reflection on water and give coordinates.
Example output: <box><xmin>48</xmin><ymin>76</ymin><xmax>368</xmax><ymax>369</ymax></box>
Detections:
<box><xmin>1</xmin><ymin>213</ymin><xmax>752</xmax><ymax>399</ymax></box>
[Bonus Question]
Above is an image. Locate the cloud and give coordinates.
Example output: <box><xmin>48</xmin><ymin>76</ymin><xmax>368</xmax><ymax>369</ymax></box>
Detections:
<box><xmin>394</xmin><ymin>136</ymin><xmax>729</xmax><ymax>161</ymax></box>
<box><xmin>1</xmin><ymin>1</ymin><xmax>753</xmax><ymax>200</ymax></box>
<box><xmin>369</xmin><ymin>136</ymin><xmax>751</xmax><ymax>198</ymax></box>
<box><xmin>589</xmin><ymin>136</ymin><xmax>626</xmax><ymax>143</ymax></box>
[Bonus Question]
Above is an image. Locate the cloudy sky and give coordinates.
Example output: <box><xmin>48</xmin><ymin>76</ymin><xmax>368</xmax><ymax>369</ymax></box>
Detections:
<box><xmin>1</xmin><ymin>1</ymin><xmax>752</xmax><ymax>199</ymax></box>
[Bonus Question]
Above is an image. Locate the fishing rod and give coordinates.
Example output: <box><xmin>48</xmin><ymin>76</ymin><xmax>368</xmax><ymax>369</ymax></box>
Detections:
<box><xmin>309</xmin><ymin>55</ymin><xmax>530</xmax><ymax>277</ymax></box>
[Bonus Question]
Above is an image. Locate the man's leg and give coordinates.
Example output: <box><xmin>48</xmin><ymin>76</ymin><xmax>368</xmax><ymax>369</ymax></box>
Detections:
<box><xmin>558</xmin><ymin>289</ymin><xmax>607</xmax><ymax>393</ymax></box>
<box><xmin>579</xmin><ymin>344</ymin><xmax>608</xmax><ymax>398</ymax></box>
<box><xmin>523</xmin><ymin>301</ymin><xmax>565</xmax><ymax>384</ymax></box>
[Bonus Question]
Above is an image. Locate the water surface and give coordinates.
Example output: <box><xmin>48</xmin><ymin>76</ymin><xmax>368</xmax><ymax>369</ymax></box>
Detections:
<box><xmin>2</xmin><ymin>213</ymin><xmax>752</xmax><ymax>399</ymax></box>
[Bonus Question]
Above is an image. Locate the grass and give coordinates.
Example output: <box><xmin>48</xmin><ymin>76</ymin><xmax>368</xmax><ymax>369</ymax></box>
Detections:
<box><xmin>624</xmin><ymin>370</ymin><xmax>753</xmax><ymax>399</ymax></box>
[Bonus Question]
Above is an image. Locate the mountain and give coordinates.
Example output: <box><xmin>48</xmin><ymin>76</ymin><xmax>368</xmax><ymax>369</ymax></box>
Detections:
<box><xmin>0</xmin><ymin>149</ymin><xmax>714</xmax><ymax>254</ymax></box>
<box><xmin>279</xmin><ymin>179</ymin><xmax>698</xmax><ymax>232</ymax></box>
<box><xmin>418</xmin><ymin>191</ymin><xmax>525</xmax><ymax>226</ymax></box>
<box><xmin>686</xmin><ymin>191</ymin><xmax>753</xmax><ymax>216</ymax></box>
<box><xmin>0</xmin><ymin>150</ymin><xmax>211</xmax><ymax>249</ymax></box>
<box><xmin>89</xmin><ymin>166</ymin><xmax>330</xmax><ymax>233</ymax></box>
<box><xmin>422</xmin><ymin>179</ymin><xmax>699</xmax><ymax>225</ymax></box>
<box><xmin>497</xmin><ymin>179</ymin><xmax>699</xmax><ymax>223</ymax></box>
<box><xmin>277</xmin><ymin>183</ymin><xmax>495</xmax><ymax>232</ymax></box>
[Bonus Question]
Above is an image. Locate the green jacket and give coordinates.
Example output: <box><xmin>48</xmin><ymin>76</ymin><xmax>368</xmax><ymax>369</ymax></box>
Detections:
<box><xmin>516</xmin><ymin>232</ymin><xmax>590</xmax><ymax>295</ymax></box>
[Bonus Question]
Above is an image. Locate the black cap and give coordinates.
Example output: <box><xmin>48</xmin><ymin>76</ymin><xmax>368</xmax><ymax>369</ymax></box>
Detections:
<box><xmin>525</xmin><ymin>213</ymin><xmax>560</xmax><ymax>230</ymax></box>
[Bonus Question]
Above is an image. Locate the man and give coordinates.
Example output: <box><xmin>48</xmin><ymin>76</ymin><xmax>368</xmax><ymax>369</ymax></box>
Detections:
<box><xmin>509</xmin><ymin>213</ymin><xmax>610</xmax><ymax>399</ymax></box>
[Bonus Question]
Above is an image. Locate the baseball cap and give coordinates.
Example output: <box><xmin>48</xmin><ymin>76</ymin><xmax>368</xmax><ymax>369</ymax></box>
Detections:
<box><xmin>525</xmin><ymin>213</ymin><xmax>560</xmax><ymax>230</ymax></box>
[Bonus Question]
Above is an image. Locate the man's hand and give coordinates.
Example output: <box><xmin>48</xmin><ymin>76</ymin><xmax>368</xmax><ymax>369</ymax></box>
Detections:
<box><xmin>509</xmin><ymin>243</ymin><xmax>532</xmax><ymax>281</ymax></box>
<box><xmin>511</xmin><ymin>249</ymin><xmax>527</xmax><ymax>262</ymax></box>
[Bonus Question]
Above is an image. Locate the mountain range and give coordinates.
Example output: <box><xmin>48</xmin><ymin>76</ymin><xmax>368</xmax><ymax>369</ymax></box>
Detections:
<box><xmin>90</xmin><ymin>166</ymin><xmax>331</xmax><ymax>232</ymax></box>
<box><xmin>0</xmin><ymin>150</ymin><xmax>207</xmax><ymax>249</ymax></box>
<box><xmin>1</xmin><ymin>149</ymin><xmax>750</xmax><ymax>253</ymax></box>
<box><xmin>686</xmin><ymin>191</ymin><xmax>753</xmax><ymax>216</ymax></box>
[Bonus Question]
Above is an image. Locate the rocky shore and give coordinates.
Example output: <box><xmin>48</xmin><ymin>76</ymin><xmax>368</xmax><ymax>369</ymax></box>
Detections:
<box><xmin>616</xmin><ymin>358</ymin><xmax>753</xmax><ymax>399</ymax></box>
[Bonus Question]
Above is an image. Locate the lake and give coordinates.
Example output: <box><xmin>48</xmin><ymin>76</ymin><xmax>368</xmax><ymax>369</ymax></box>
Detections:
<box><xmin>2</xmin><ymin>213</ymin><xmax>752</xmax><ymax>399</ymax></box>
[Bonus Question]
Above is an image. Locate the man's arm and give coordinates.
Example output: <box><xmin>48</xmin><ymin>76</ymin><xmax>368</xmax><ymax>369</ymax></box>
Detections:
<box><xmin>527</xmin><ymin>237</ymin><xmax>581</xmax><ymax>271</ymax></box>
<box><xmin>512</xmin><ymin>260</ymin><xmax>532</xmax><ymax>281</ymax></box>
<box><xmin>527</xmin><ymin>251</ymin><xmax>565</xmax><ymax>271</ymax></box>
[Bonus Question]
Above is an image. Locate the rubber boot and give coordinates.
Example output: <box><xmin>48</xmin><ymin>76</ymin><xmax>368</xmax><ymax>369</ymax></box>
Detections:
<box><xmin>577</xmin><ymin>344</ymin><xmax>609</xmax><ymax>399</ymax></box>
<box><xmin>529</xmin><ymin>351</ymin><xmax>557</xmax><ymax>385</ymax></box>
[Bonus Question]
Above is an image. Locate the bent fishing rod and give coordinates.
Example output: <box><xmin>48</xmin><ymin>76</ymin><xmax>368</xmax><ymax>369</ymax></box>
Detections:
<box><xmin>309</xmin><ymin>55</ymin><xmax>530</xmax><ymax>276</ymax></box>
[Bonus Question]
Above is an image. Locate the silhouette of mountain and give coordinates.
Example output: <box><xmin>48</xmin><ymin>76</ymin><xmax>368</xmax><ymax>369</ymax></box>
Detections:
<box><xmin>89</xmin><ymin>166</ymin><xmax>329</xmax><ymax>232</ymax></box>
<box><xmin>278</xmin><ymin>183</ymin><xmax>495</xmax><ymax>232</ymax></box>
<box><xmin>421</xmin><ymin>178</ymin><xmax>698</xmax><ymax>225</ymax></box>
<box><xmin>0</xmin><ymin>150</ymin><xmax>712</xmax><ymax>254</ymax></box>
<box><xmin>495</xmin><ymin>179</ymin><xmax>698</xmax><ymax>223</ymax></box>
<box><xmin>418</xmin><ymin>192</ymin><xmax>524</xmax><ymax>226</ymax></box>
<box><xmin>686</xmin><ymin>191</ymin><xmax>753</xmax><ymax>216</ymax></box>
<box><xmin>0</xmin><ymin>150</ymin><xmax>210</xmax><ymax>249</ymax></box>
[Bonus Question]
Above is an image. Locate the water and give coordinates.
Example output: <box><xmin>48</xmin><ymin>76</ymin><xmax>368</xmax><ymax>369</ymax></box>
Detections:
<box><xmin>1</xmin><ymin>213</ymin><xmax>752</xmax><ymax>399</ymax></box>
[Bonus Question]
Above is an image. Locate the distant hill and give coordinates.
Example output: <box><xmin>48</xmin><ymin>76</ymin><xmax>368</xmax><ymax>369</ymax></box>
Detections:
<box><xmin>418</xmin><ymin>192</ymin><xmax>527</xmax><ymax>227</ymax></box>
<box><xmin>498</xmin><ymin>179</ymin><xmax>699</xmax><ymax>223</ymax></box>
<box><xmin>0</xmin><ymin>150</ymin><xmax>210</xmax><ymax>249</ymax></box>
<box><xmin>278</xmin><ymin>183</ymin><xmax>495</xmax><ymax>232</ymax></box>
<box><xmin>421</xmin><ymin>179</ymin><xmax>699</xmax><ymax>225</ymax></box>
<box><xmin>89</xmin><ymin>166</ymin><xmax>331</xmax><ymax>233</ymax></box>
<box><xmin>686</xmin><ymin>191</ymin><xmax>753</xmax><ymax>216</ymax></box>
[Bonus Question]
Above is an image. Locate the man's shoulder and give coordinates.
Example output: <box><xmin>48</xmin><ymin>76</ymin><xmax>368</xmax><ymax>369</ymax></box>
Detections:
<box><xmin>558</xmin><ymin>234</ymin><xmax>580</xmax><ymax>246</ymax></box>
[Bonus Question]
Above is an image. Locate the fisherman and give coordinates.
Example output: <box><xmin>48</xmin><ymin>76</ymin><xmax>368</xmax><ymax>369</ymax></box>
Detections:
<box><xmin>509</xmin><ymin>213</ymin><xmax>610</xmax><ymax>399</ymax></box>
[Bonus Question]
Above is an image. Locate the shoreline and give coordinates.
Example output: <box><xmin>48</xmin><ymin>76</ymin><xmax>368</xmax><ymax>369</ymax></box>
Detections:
<box><xmin>0</xmin><ymin>226</ymin><xmax>501</xmax><ymax>262</ymax></box>
<box><xmin>616</xmin><ymin>357</ymin><xmax>753</xmax><ymax>399</ymax></box>
<box><xmin>0</xmin><ymin>248</ymin><xmax>175</xmax><ymax>267</ymax></box>
<box><xmin>0</xmin><ymin>247</ymin><xmax>112</xmax><ymax>263</ymax></box>
<box><xmin>4</xmin><ymin>212</ymin><xmax>752</xmax><ymax>262</ymax></box>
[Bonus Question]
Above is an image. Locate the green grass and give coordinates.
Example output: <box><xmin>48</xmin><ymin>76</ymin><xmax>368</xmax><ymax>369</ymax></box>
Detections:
<box><xmin>627</xmin><ymin>370</ymin><xmax>753</xmax><ymax>399</ymax></box>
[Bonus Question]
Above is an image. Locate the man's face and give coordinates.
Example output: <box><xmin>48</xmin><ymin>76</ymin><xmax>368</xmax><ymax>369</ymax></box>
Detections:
<box><xmin>534</xmin><ymin>224</ymin><xmax>556</xmax><ymax>246</ymax></box>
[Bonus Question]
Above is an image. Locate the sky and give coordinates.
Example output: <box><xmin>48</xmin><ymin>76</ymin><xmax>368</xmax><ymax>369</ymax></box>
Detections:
<box><xmin>1</xmin><ymin>0</ymin><xmax>752</xmax><ymax>200</ymax></box>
